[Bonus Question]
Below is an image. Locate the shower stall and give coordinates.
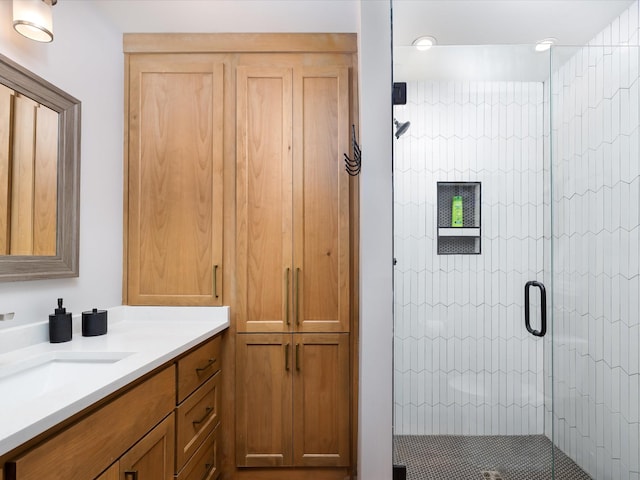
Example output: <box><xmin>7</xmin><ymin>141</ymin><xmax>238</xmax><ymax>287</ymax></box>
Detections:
<box><xmin>392</xmin><ymin>6</ymin><xmax>640</xmax><ymax>480</ymax></box>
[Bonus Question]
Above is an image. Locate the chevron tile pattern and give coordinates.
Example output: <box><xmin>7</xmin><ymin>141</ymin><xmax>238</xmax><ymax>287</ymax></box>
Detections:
<box><xmin>393</xmin><ymin>80</ymin><xmax>547</xmax><ymax>437</ymax></box>
<box><xmin>549</xmin><ymin>3</ymin><xmax>640</xmax><ymax>479</ymax></box>
<box><xmin>393</xmin><ymin>4</ymin><xmax>640</xmax><ymax>480</ymax></box>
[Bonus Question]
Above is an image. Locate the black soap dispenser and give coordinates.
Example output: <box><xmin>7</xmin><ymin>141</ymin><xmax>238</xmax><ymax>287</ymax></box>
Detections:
<box><xmin>49</xmin><ymin>298</ymin><xmax>72</xmax><ymax>343</ymax></box>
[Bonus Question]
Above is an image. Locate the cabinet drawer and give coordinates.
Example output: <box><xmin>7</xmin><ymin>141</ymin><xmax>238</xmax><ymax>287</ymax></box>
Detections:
<box><xmin>6</xmin><ymin>366</ymin><xmax>175</xmax><ymax>480</ymax></box>
<box><xmin>176</xmin><ymin>425</ymin><xmax>219</xmax><ymax>480</ymax></box>
<box><xmin>176</xmin><ymin>372</ymin><xmax>220</xmax><ymax>471</ymax></box>
<box><xmin>177</xmin><ymin>336</ymin><xmax>221</xmax><ymax>403</ymax></box>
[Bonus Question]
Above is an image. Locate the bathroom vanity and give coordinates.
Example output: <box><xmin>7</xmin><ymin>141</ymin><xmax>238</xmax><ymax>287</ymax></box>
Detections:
<box><xmin>0</xmin><ymin>306</ymin><xmax>229</xmax><ymax>480</ymax></box>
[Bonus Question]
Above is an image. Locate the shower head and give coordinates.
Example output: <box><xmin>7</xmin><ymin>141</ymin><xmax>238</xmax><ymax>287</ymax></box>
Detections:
<box><xmin>394</xmin><ymin>118</ymin><xmax>411</xmax><ymax>139</ymax></box>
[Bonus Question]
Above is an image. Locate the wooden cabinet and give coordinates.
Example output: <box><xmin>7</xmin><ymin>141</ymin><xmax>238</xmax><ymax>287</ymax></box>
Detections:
<box><xmin>3</xmin><ymin>334</ymin><xmax>225</xmax><ymax>480</ymax></box>
<box><xmin>125</xmin><ymin>54</ymin><xmax>226</xmax><ymax>306</ymax></box>
<box><xmin>119</xmin><ymin>414</ymin><xmax>175</xmax><ymax>480</ymax></box>
<box><xmin>176</xmin><ymin>426</ymin><xmax>220</xmax><ymax>480</ymax></box>
<box><xmin>236</xmin><ymin>333</ymin><xmax>349</xmax><ymax>468</ymax></box>
<box><xmin>235</xmin><ymin>334</ymin><xmax>292</xmax><ymax>466</ymax></box>
<box><xmin>233</xmin><ymin>43</ymin><xmax>355</xmax><ymax>474</ymax></box>
<box><xmin>95</xmin><ymin>464</ymin><xmax>119</xmax><ymax>480</ymax></box>
<box><xmin>122</xmin><ymin>34</ymin><xmax>358</xmax><ymax>479</ymax></box>
<box><xmin>235</xmin><ymin>62</ymin><xmax>352</xmax><ymax>334</ymax></box>
<box><xmin>175</xmin><ymin>337</ymin><xmax>222</xmax><ymax>478</ymax></box>
<box><xmin>177</xmin><ymin>334</ymin><xmax>221</xmax><ymax>403</ymax></box>
<box><xmin>5</xmin><ymin>367</ymin><xmax>175</xmax><ymax>480</ymax></box>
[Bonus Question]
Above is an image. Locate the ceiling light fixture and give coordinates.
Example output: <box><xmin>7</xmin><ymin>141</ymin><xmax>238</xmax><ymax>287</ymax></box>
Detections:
<box><xmin>535</xmin><ymin>38</ymin><xmax>556</xmax><ymax>52</ymax></box>
<box><xmin>412</xmin><ymin>35</ymin><xmax>437</xmax><ymax>51</ymax></box>
<box><xmin>13</xmin><ymin>0</ymin><xmax>57</xmax><ymax>43</ymax></box>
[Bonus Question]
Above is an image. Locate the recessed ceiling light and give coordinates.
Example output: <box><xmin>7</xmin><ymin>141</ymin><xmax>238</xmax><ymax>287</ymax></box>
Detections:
<box><xmin>412</xmin><ymin>36</ymin><xmax>437</xmax><ymax>51</ymax></box>
<box><xmin>535</xmin><ymin>38</ymin><xmax>556</xmax><ymax>52</ymax></box>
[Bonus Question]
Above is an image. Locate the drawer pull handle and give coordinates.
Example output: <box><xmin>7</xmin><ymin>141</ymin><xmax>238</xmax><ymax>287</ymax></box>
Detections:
<box><xmin>195</xmin><ymin>358</ymin><xmax>217</xmax><ymax>374</ymax></box>
<box><xmin>124</xmin><ymin>471</ymin><xmax>138</xmax><ymax>480</ymax></box>
<box><xmin>295</xmin><ymin>343</ymin><xmax>300</xmax><ymax>371</ymax></box>
<box><xmin>192</xmin><ymin>406</ymin><xmax>213</xmax><ymax>427</ymax></box>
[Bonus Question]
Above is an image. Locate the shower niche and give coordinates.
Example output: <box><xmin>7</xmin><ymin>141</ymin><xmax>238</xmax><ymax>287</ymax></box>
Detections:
<box><xmin>437</xmin><ymin>181</ymin><xmax>481</xmax><ymax>254</ymax></box>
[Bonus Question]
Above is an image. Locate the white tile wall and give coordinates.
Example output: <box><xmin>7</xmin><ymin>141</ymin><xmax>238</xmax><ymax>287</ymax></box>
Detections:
<box><xmin>393</xmin><ymin>80</ymin><xmax>546</xmax><ymax>435</ymax></box>
<box><xmin>393</xmin><ymin>4</ymin><xmax>640</xmax><ymax>477</ymax></box>
<box><xmin>549</xmin><ymin>2</ymin><xmax>640</xmax><ymax>479</ymax></box>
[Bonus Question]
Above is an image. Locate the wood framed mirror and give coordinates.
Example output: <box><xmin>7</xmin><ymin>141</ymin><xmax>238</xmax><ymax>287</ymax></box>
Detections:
<box><xmin>0</xmin><ymin>53</ymin><xmax>80</xmax><ymax>281</ymax></box>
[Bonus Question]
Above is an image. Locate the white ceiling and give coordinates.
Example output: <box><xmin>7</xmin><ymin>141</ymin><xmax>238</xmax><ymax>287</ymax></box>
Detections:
<box><xmin>87</xmin><ymin>0</ymin><xmax>359</xmax><ymax>34</ymax></box>
<box><xmin>393</xmin><ymin>0</ymin><xmax>636</xmax><ymax>81</ymax></box>
<box><xmin>393</xmin><ymin>0</ymin><xmax>635</xmax><ymax>47</ymax></box>
<box><xmin>87</xmin><ymin>0</ymin><xmax>636</xmax><ymax>82</ymax></box>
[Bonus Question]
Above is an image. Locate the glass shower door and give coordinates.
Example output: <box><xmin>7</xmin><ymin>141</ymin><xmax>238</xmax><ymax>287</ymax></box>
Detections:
<box><xmin>392</xmin><ymin>44</ymin><xmax>557</xmax><ymax>480</ymax></box>
<box><xmin>549</xmin><ymin>44</ymin><xmax>640</xmax><ymax>480</ymax></box>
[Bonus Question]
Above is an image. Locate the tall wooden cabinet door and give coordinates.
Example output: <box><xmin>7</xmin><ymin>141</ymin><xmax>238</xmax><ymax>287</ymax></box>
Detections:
<box><xmin>292</xmin><ymin>333</ymin><xmax>350</xmax><ymax>467</ymax></box>
<box><xmin>236</xmin><ymin>66</ymin><xmax>294</xmax><ymax>332</ymax></box>
<box><xmin>119</xmin><ymin>413</ymin><xmax>175</xmax><ymax>480</ymax></box>
<box><xmin>293</xmin><ymin>66</ymin><xmax>351</xmax><ymax>333</ymax></box>
<box><xmin>235</xmin><ymin>334</ymin><xmax>293</xmax><ymax>466</ymax></box>
<box><xmin>127</xmin><ymin>55</ymin><xmax>224</xmax><ymax>305</ymax></box>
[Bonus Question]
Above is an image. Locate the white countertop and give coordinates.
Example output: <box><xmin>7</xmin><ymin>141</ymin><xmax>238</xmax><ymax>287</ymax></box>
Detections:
<box><xmin>0</xmin><ymin>306</ymin><xmax>229</xmax><ymax>457</ymax></box>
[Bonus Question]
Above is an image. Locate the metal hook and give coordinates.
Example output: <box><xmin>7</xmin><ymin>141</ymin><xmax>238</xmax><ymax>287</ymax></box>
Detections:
<box><xmin>343</xmin><ymin>124</ymin><xmax>361</xmax><ymax>176</ymax></box>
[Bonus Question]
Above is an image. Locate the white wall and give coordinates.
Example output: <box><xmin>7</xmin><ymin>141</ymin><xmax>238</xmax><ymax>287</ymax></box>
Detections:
<box><xmin>393</xmin><ymin>80</ymin><xmax>546</xmax><ymax>436</ymax></box>
<box><xmin>550</xmin><ymin>2</ymin><xmax>640</xmax><ymax>478</ymax></box>
<box><xmin>359</xmin><ymin>1</ymin><xmax>393</xmax><ymax>478</ymax></box>
<box><xmin>0</xmin><ymin>1</ymin><xmax>124</xmax><ymax>326</ymax></box>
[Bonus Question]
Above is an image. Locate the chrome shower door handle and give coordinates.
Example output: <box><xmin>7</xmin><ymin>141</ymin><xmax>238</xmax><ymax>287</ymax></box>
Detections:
<box><xmin>524</xmin><ymin>280</ymin><xmax>547</xmax><ymax>337</ymax></box>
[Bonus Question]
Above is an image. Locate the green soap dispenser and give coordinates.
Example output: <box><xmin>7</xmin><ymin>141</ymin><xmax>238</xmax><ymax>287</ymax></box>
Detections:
<box><xmin>451</xmin><ymin>195</ymin><xmax>463</xmax><ymax>227</ymax></box>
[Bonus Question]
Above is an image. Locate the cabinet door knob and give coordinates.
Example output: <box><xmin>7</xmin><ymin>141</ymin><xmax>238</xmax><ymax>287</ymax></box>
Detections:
<box><xmin>124</xmin><ymin>471</ymin><xmax>138</xmax><ymax>480</ymax></box>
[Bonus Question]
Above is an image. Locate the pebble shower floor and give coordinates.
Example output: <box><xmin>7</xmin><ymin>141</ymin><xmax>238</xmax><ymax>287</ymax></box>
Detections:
<box><xmin>393</xmin><ymin>435</ymin><xmax>592</xmax><ymax>479</ymax></box>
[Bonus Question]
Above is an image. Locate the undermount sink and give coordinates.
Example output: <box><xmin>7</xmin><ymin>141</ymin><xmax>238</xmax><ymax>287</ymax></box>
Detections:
<box><xmin>0</xmin><ymin>351</ymin><xmax>135</xmax><ymax>403</ymax></box>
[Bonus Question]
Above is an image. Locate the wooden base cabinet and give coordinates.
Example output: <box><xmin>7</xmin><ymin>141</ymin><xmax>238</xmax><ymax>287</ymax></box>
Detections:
<box><xmin>176</xmin><ymin>426</ymin><xmax>220</xmax><ymax>480</ymax></box>
<box><xmin>5</xmin><ymin>367</ymin><xmax>175</xmax><ymax>480</ymax></box>
<box><xmin>96</xmin><ymin>415</ymin><xmax>176</xmax><ymax>480</ymax></box>
<box><xmin>119</xmin><ymin>414</ymin><xmax>175</xmax><ymax>480</ymax></box>
<box><xmin>236</xmin><ymin>333</ymin><xmax>350</xmax><ymax>468</ymax></box>
<box><xmin>175</xmin><ymin>336</ymin><xmax>222</xmax><ymax>479</ymax></box>
<box><xmin>2</xmin><ymin>335</ymin><xmax>225</xmax><ymax>480</ymax></box>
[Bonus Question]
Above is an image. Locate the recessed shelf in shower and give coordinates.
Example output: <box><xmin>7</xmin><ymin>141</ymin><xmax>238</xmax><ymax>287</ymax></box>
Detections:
<box><xmin>437</xmin><ymin>181</ymin><xmax>481</xmax><ymax>255</ymax></box>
